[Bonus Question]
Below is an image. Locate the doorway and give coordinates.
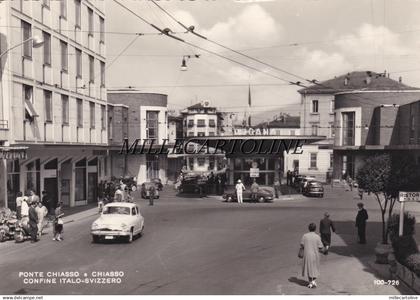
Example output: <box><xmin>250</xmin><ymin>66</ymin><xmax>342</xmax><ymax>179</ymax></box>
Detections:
<box><xmin>44</xmin><ymin>177</ymin><xmax>58</xmax><ymax>209</ymax></box>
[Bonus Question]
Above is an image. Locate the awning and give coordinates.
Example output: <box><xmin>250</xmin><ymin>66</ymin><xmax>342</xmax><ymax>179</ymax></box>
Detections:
<box><xmin>25</xmin><ymin>100</ymin><xmax>38</xmax><ymax>118</ymax></box>
<box><xmin>0</xmin><ymin>146</ymin><xmax>27</xmax><ymax>160</ymax></box>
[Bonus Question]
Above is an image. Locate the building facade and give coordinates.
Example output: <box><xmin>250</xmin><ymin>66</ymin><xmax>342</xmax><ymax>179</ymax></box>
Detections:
<box><xmin>0</xmin><ymin>0</ymin><xmax>108</xmax><ymax>208</ymax></box>
<box><xmin>107</xmin><ymin>90</ymin><xmax>170</xmax><ymax>185</ymax></box>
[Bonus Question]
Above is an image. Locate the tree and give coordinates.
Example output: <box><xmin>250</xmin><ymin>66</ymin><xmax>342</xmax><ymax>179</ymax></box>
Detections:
<box><xmin>356</xmin><ymin>153</ymin><xmax>420</xmax><ymax>244</ymax></box>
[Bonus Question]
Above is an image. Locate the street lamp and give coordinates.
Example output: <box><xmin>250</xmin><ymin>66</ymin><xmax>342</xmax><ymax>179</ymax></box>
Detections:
<box><xmin>0</xmin><ymin>35</ymin><xmax>44</xmax><ymax>59</ymax></box>
<box><xmin>180</xmin><ymin>54</ymin><xmax>200</xmax><ymax>71</ymax></box>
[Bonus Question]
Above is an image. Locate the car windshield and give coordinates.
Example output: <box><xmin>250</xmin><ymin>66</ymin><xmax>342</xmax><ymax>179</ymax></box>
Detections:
<box><xmin>102</xmin><ymin>206</ymin><xmax>130</xmax><ymax>215</ymax></box>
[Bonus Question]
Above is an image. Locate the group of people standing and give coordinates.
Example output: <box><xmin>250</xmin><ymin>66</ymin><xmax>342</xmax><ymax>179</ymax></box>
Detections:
<box><xmin>299</xmin><ymin>203</ymin><xmax>369</xmax><ymax>289</ymax></box>
<box><xmin>15</xmin><ymin>190</ymin><xmax>64</xmax><ymax>243</ymax></box>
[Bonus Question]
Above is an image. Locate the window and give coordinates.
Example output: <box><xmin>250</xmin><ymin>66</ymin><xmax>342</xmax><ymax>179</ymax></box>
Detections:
<box><xmin>60</xmin><ymin>41</ymin><xmax>68</xmax><ymax>72</ymax></box>
<box><xmin>330</xmin><ymin>153</ymin><xmax>334</xmax><ymax>169</ymax></box>
<box><xmin>22</xmin><ymin>21</ymin><xmax>31</xmax><ymax>58</ymax></box>
<box><xmin>99</xmin><ymin>17</ymin><xmax>105</xmax><ymax>43</ymax></box>
<box><xmin>310</xmin><ymin>153</ymin><xmax>317</xmax><ymax>169</ymax></box>
<box><xmin>410</xmin><ymin>114</ymin><xmax>415</xmax><ymax>144</ymax></box>
<box><xmin>146</xmin><ymin>111</ymin><xmax>159</xmax><ymax>142</ymax></box>
<box><xmin>60</xmin><ymin>0</ymin><xmax>67</xmax><ymax>18</ymax></box>
<box><xmin>75</xmin><ymin>0</ymin><xmax>81</xmax><ymax>28</ymax></box>
<box><xmin>43</xmin><ymin>31</ymin><xmax>51</xmax><ymax>65</ymax></box>
<box><xmin>89</xmin><ymin>55</ymin><xmax>94</xmax><ymax>83</ymax></box>
<box><xmin>44</xmin><ymin>90</ymin><xmax>52</xmax><ymax>122</ymax></box>
<box><xmin>188</xmin><ymin>131</ymin><xmax>194</xmax><ymax>137</ymax></box>
<box><xmin>311</xmin><ymin>124</ymin><xmax>318</xmax><ymax>136</ymax></box>
<box><xmin>330</xmin><ymin>124</ymin><xmax>335</xmax><ymax>138</ymax></box>
<box><xmin>24</xmin><ymin>85</ymin><xmax>33</xmax><ymax>103</ymax></box>
<box><xmin>208</xmin><ymin>119</ymin><xmax>216</xmax><ymax>127</ymax></box>
<box><xmin>312</xmin><ymin>100</ymin><xmax>319</xmax><ymax>113</ymax></box>
<box><xmin>100</xmin><ymin>61</ymin><xmax>105</xmax><ymax>87</ymax></box>
<box><xmin>90</xmin><ymin>102</ymin><xmax>95</xmax><ymax>129</ymax></box>
<box><xmin>197</xmin><ymin>132</ymin><xmax>205</xmax><ymax>137</ymax></box>
<box><xmin>208</xmin><ymin>132</ymin><xmax>215</xmax><ymax>136</ymax></box>
<box><xmin>187</xmin><ymin>120</ymin><xmax>194</xmax><ymax>128</ymax></box>
<box><xmin>290</xmin><ymin>130</ymin><xmax>295</xmax><ymax>136</ymax></box>
<box><xmin>197</xmin><ymin>119</ymin><xmax>205</xmax><ymax>127</ymax></box>
<box><xmin>197</xmin><ymin>158</ymin><xmax>206</xmax><ymax>167</ymax></box>
<box><xmin>330</xmin><ymin>100</ymin><xmax>335</xmax><ymax>113</ymax></box>
<box><xmin>342</xmin><ymin>112</ymin><xmax>355</xmax><ymax>146</ymax></box>
<box><xmin>101</xmin><ymin>105</ymin><xmax>106</xmax><ymax>130</ymax></box>
<box><xmin>76</xmin><ymin>48</ymin><xmax>82</xmax><ymax>78</ymax></box>
<box><xmin>88</xmin><ymin>7</ymin><xmax>94</xmax><ymax>36</ymax></box>
<box><xmin>24</xmin><ymin>85</ymin><xmax>37</xmax><ymax>120</ymax></box>
<box><xmin>77</xmin><ymin>99</ymin><xmax>83</xmax><ymax>127</ymax></box>
<box><xmin>62</xmin><ymin>95</ymin><xmax>69</xmax><ymax>125</ymax></box>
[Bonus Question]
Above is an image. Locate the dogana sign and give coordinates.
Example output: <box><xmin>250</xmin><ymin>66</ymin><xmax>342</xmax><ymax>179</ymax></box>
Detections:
<box><xmin>398</xmin><ymin>191</ymin><xmax>420</xmax><ymax>202</ymax></box>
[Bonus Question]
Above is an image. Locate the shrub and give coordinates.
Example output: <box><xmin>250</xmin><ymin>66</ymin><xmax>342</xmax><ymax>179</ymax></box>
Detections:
<box><xmin>405</xmin><ymin>253</ymin><xmax>420</xmax><ymax>277</ymax></box>
<box><xmin>392</xmin><ymin>235</ymin><xmax>419</xmax><ymax>263</ymax></box>
<box><xmin>388</xmin><ymin>212</ymin><xmax>416</xmax><ymax>242</ymax></box>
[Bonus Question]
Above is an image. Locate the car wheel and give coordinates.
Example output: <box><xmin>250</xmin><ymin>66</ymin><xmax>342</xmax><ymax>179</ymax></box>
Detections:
<box><xmin>127</xmin><ymin>228</ymin><xmax>134</xmax><ymax>243</ymax></box>
<box><xmin>258</xmin><ymin>196</ymin><xmax>265</xmax><ymax>203</ymax></box>
<box><xmin>227</xmin><ymin>196</ymin><xmax>232</xmax><ymax>202</ymax></box>
<box><xmin>92</xmin><ymin>235</ymin><xmax>101</xmax><ymax>243</ymax></box>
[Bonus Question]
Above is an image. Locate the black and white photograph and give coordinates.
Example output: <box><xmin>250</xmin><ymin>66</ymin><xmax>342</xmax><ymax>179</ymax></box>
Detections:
<box><xmin>0</xmin><ymin>0</ymin><xmax>420</xmax><ymax>298</ymax></box>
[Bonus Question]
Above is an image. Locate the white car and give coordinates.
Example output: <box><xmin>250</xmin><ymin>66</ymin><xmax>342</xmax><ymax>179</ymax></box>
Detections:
<box><xmin>91</xmin><ymin>202</ymin><xmax>144</xmax><ymax>243</ymax></box>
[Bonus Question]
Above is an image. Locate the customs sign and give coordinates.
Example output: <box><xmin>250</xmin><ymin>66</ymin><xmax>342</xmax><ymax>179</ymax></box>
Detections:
<box><xmin>399</xmin><ymin>191</ymin><xmax>420</xmax><ymax>202</ymax></box>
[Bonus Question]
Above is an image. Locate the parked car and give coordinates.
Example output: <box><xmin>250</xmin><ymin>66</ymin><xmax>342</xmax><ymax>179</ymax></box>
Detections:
<box><xmin>299</xmin><ymin>176</ymin><xmax>316</xmax><ymax>192</ymax></box>
<box><xmin>91</xmin><ymin>202</ymin><xmax>144</xmax><ymax>243</ymax></box>
<box><xmin>151</xmin><ymin>178</ymin><xmax>163</xmax><ymax>191</ymax></box>
<box><xmin>222</xmin><ymin>185</ymin><xmax>274</xmax><ymax>203</ymax></box>
<box><xmin>140</xmin><ymin>182</ymin><xmax>160</xmax><ymax>199</ymax></box>
<box><xmin>302</xmin><ymin>181</ymin><xmax>324</xmax><ymax>197</ymax></box>
<box><xmin>292</xmin><ymin>175</ymin><xmax>305</xmax><ymax>188</ymax></box>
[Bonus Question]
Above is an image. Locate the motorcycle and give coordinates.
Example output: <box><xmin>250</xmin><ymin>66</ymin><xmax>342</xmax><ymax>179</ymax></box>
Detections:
<box><xmin>0</xmin><ymin>209</ymin><xmax>18</xmax><ymax>242</ymax></box>
<box><xmin>0</xmin><ymin>218</ymin><xmax>9</xmax><ymax>242</ymax></box>
<box><xmin>14</xmin><ymin>220</ymin><xmax>31</xmax><ymax>243</ymax></box>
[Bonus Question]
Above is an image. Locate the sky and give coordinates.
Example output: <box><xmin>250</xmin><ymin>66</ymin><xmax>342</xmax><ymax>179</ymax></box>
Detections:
<box><xmin>105</xmin><ymin>0</ymin><xmax>420</xmax><ymax>124</ymax></box>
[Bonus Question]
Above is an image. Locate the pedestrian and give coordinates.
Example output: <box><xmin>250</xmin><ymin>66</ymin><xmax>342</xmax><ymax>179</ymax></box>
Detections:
<box><xmin>215</xmin><ymin>175</ymin><xmax>221</xmax><ymax>195</ymax></box>
<box><xmin>347</xmin><ymin>177</ymin><xmax>353</xmax><ymax>191</ymax></box>
<box><xmin>28</xmin><ymin>190</ymin><xmax>40</xmax><ymax>205</ymax></box>
<box><xmin>114</xmin><ymin>185</ymin><xmax>124</xmax><ymax>202</ymax></box>
<box><xmin>148</xmin><ymin>184</ymin><xmax>156</xmax><ymax>206</ymax></box>
<box><xmin>286</xmin><ymin>171</ymin><xmax>291</xmax><ymax>186</ymax></box>
<box><xmin>274</xmin><ymin>179</ymin><xmax>281</xmax><ymax>199</ymax></box>
<box><xmin>28</xmin><ymin>200</ymin><xmax>38</xmax><ymax>243</ymax></box>
<box><xmin>15</xmin><ymin>191</ymin><xmax>24</xmax><ymax>220</ymax></box>
<box><xmin>250</xmin><ymin>179</ymin><xmax>259</xmax><ymax>202</ymax></box>
<box><xmin>319</xmin><ymin>212</ymin><xmax>336</xmax><ymax>254</ymax></box>
<box><xmin>300</xmin><ymin>223</ymin><xmax>325</xmax><ymax>288</ymax></box>
<box><xmin>53</xmin><ymin>202</ymin><xmax>64</xmax><ymax>241</ymax></box>
<box><xmin>20</xmin><ymin>194</ymin><xmax>30</xmax><ymax>226</ymax></box>
<box><xmin>35</xmin><ymin>201</ymin><xmax>48</xmax><ymax>238</ymax></box>
<box><xmin>235</xmin><ymin>179</ymin><xmax>245</xmax><ymax>203</ymax></box>
<box><xmin>41</xmin><ymin>191</ymin><xmax>51</xmax><ymax>216</ymax></box>
<box><xmin>355</xmin><ymin>202</ymin><xmax>368</xmax><ymax>244</ymax></box>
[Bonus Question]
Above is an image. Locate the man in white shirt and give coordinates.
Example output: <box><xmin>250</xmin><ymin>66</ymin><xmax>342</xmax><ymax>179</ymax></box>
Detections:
<box><xmin>20</xmin><ymin>196</ymin><xmax>29</xmax><ymax>225</ymax></box>
<box><xmin>114</xmin><ymin>185</ymin><xmax>124</xmax><ymax>202</ymax></box>
<box><xmin>235</xmin><ymin>179</ymin><xmax>245</xmax><ymax>204</ymax></box>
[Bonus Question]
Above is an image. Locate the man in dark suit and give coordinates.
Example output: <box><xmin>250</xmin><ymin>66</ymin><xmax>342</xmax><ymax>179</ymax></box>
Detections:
<box><xmin>320</xmin><ymin>212</ymin><xmax>336</xmax><ymax>254</ymax></box>
<box><xmin>28</xmin><ymin>201</ymin><xmax>39</xmax><ymax>243</ymax></box>
<box><xmin>356</xmin><ymin>202</ymin><xmax>369</xmax><ymax>244</ymax></box>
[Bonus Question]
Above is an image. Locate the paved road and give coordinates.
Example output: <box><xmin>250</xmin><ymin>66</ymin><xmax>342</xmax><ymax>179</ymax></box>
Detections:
<box><xmin>0</xmin><ymin>186</ymin><xmax>413</xmax><ymax>295</ymax></box>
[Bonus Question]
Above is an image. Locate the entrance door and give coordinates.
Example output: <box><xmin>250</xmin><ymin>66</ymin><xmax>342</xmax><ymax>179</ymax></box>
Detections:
<box><xmin>87</xmin><ymin>173</ymin><xmax>97</xmax><ymax>204</ymax></box>
<box><xmin>293</xmin><ymin>160</ymin><xmax>299</xmax><ymax>173</ymax></box>
<box><xmin>44</xmin><ymin>178</ymin><xmax>58</xmax><ymax>209</ymax></box>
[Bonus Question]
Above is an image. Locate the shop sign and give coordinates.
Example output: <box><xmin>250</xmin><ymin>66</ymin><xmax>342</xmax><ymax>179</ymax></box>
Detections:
<box><xmin>234</xmin><ymin>128</ymin><xmax>273</xmax><ymax>136</ymax></box>
<box><xmin>399</xmin><ymin>191</ymin><xmax>420</xmax><ymax>202</ymax></box>
<box><xmin>0</xmin><ymin>147</ymin><xmax>27</xmax><ymax>160</ymax></box>
<box><xmin>250</xmin><ymin>168</ymin><xmax>259</xmax><ymax>178</ymax></box>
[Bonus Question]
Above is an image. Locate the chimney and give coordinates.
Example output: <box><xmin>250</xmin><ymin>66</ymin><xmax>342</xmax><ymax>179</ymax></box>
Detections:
<box><xmin>399</xmin><ymin>76</ymin><xmax>402</xmax><ymax>83</ymax></box>
<box><xmin>366</xmin><ymin>71</ymin><xmax>372</xmax><ymax>85</ymax></box>
<box><xmin>344</xmin><ymin>76</ymin><xmax>349</xmax><ymax>86</ymax></box>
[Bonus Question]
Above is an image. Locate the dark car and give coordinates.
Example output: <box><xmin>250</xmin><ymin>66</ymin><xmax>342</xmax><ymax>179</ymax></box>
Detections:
<box><xmin>140</xmin><ymin>182</ymin><xmax>160</xmax><ymax>199</ymax></box>
<box><xmin>292</xmin><ymin>175</ymin><xmax>305</xmax><ymax>189</ymax></box>
<box><xmin>222</xmin><ymin>185</ymin><xmax>274</xmax><ymax>203</ymax></box>
<box><xmin>302</xmin><ymin>181</ymin><xmax>324</xmax><ymax>197</ymax></box>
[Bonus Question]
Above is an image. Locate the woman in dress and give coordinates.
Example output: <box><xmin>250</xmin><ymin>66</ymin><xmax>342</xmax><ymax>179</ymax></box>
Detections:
<box><xmin>300</xmin><ymin>223</ymin><xmax>325</xmax><ymax>288</ymax></box>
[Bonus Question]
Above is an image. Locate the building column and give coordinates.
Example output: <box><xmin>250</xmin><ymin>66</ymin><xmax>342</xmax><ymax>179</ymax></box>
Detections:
<box><xmin>0</xmin><ymin>159</ymin><xmax>7</xmax><ymax>208</ymax></box>
<box><xmin>70</xmin><ymin>161</ymin><xmax>76</xmax><ymax>207</ymax></box>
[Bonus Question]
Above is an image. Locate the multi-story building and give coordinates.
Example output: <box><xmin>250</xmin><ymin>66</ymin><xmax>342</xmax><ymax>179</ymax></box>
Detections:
<box><xmin>0</xmin><ymin>0</ymin><xmax>108</xmax><ymax>208</ymax></box>
<box><xmin>332</xmin><ymin>73</ymin><xmax>420</xmax><ymax>179</ymax></box>
<box><xmin>181</xmin><ymin>102</ymin><xmax>221</xmax><ymax>137</ymax></box>
<box><xmin>107</xmin><ymin>90</ymin><xmax>170</xmax><ymax>184</ymax></box>
<box><xmin>180</xmin><ymin>102</ymin><xmax>225</xmax><ymax>173</ymax></box>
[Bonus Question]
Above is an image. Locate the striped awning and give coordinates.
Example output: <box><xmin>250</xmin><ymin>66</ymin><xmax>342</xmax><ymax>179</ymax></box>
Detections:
<box><xmin>0</xmin><ymin>147</ymin><xmax>27</xmax><ymax>160</ymax></box>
